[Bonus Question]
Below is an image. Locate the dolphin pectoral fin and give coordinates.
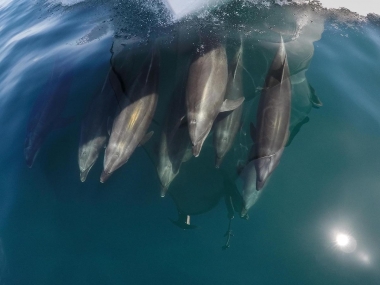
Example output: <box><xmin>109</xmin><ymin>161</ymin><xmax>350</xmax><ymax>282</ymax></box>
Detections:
<box><xmin>174</xmin><ymin>115</ymin><xmax>187</xmax><ymax>131</ymax></box>
<box><xmin>309</xmin><ymin>84</ymin><xmax>323</xmax><ymax>108</ymax></box>
<box><xmin>219</xmin><ymin>97</ymin><xmax>245</xmax><ymax>112</ymax></box>
<box><xmin>139</xmin><ymin>131</ymin><xmax>154</xmax><ymax>146</ymax></box>
<box><xmin>286</xmin><ymin>116</ymin><xmax>310</xmax><ymax>147</ymax></box>
<box><xmin>249</xmin><ymin>123</ymin><xmax>256</xmax><ymax>142</ymax></box>
<box><xmin>55</xmin><ymin>116</ymin><xmax>75</xmax><ymax>129</ymax></box>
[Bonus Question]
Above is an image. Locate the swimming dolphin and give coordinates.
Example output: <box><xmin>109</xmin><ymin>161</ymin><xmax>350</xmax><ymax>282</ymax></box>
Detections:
<box><xmin>186</xmin><ymin>37</ymin><xmax>244</xmax><ymax>157</ymax></box>
<box><xmin>100</xmin><ymin>46</ymin><xmax>159</xmax><ymax>183</ymax></box>
<box><xmin>157</xmin><ymin>89</ymin><xmax>192</xmax><ymax>196</ymax></box>
<box><xmin>213</xmin><ymin>40</ymin><xmax>245</xmax><ymax>168</ymax></box>
<box><xmin>251</xmin><ymin>36</ymin><xmax>291</xmax><ymax>190</ymax></box>
<box><xmin>156</xmin><ymin>53</ymin><xmax>193</xmax><ymax>196</ymax></box>
<box><xmin>78</xmin><ymin>70</ymin><xmax>116</xmax><ymax>182</ymax></box>
<box><xmin>235</xmin><ymin>160</ymin><xmax>263</xmax><ymax>218</ymax></box>
<box><xmin>24</xmin><ymin>59</ymin><xmax>72</xmax><ymax>168</ymax></box>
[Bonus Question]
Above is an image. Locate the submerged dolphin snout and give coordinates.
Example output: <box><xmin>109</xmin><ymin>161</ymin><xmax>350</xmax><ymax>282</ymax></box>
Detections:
<box><xmin>160</xmin><ymin>186</ymin><xmax>168</xmax><ymax>198</ymax></box>
<box><xmin>192</xmin><ymin>143</ymin><xmax>202</xmax><ymax>157</ymax></box>
<box><xmin>24</xmin><ymin>146</ymin><xmax>38</xmax><ymax>168</ymax></box>
<box><xmin>215</xmin><ymin>156</ymin><xmax>223</xmax><ymax>168</ymax></box>
<box><xmin>100</xmin><ymin>171</ymin><xmax>112</xmax><ymax>183</ymax></box>
<box><xmin>254</xmin><ymin>156</ymin><xmax>272</xmax><ymax>190</ymax></box>
<box><xmin>80</xmin><ymin>168</ymin><xmax>91</xmax><ymax>182</ymax></box>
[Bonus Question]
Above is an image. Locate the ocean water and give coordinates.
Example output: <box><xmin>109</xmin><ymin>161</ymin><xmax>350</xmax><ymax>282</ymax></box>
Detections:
<box><xmin>1</xmin><ymin>0</ymin><xmax>380</xmax><ymax>284</ymax></box>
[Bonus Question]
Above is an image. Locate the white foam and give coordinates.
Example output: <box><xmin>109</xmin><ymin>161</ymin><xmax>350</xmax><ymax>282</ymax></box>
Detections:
<box><xmin>319</xmin><ymin>0</ymin><xmax>380</xmax><ymax>16</ymax></box>
<box><xmin>47</xmin><ymin>0</ymin><xmax>86</xmax><ymax>6</ymax></box>
<box><xmin>162</xmin><ymin>0</ymin><xmax>226</xmax><ymax>20</ymax></box>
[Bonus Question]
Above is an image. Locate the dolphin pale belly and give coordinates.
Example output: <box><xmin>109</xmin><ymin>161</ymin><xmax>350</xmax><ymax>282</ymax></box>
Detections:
<box><xmin>101</xmin><ymin>47</ymin><xmax>159</xmax><ymax>183</ymax></box>
<box><xmin>186</xmin><ymin>38</ymin><xmax>244</xmax><ymax>157</ymax></box>
<box><xmin>78</xmin><ymin>70</ymin><xmax>116</xmax><ymax>182</ymax></box>
<box><xmin>251</xmin><ymin>37</ymin><xmax>291</xmax><ymax>190</ymax></box>
<box><xmin>214</xmin><ymin>40</ymin><xmax>245</xmax><ymax>168</ymax></box>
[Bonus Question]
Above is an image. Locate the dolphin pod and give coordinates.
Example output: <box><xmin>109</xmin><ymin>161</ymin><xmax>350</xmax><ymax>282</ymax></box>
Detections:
<box><xmin>213</xmin><ymin>39</ymin><xmax>245</xmax><ymax>168</ymax></box>
<box><xmin>24</xmin><ymin>6</ymin><xmax>324</xmax><ymax>238</ymax></box>
<box><xmin>78</xmin><ymin>70</ymin><xmax>117</xmax><ymax>182</ymax></box>
<box><xmin>186</xmin><ymin>37</ymin><xmax>244</xmax><ymax>157</ymax></box>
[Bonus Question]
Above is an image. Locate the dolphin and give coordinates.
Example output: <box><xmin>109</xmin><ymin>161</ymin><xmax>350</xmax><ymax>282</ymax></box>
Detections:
<box><xmin>100</xmin><ymin>46</ymin><xmax>159</xmax><ymax>183</ymax></box>
<box><xmin>24</xmin><ymin>59</ymin><xmax>72</xmax><ymax>168</ymax></box>
<box><xmin>78</xmin><ymin>70</ymin><xmax>117</xmax><ymax>182</ymax></box>
<box><xmin>186</xmin><ymin>37</ymin><xmax>244</xmax><ymax>157</ymax></box>
<box><xmin>213</xmin><ymin>40</ymin><xmax>245</xmax><ymax>168</ymax></box>
<box><xmin>157</xmin><ymin>55</ymin><xmax>192</xmax><ymax>197</ymax></box>
<box><xmin>251</xmin><ymin>36</ymin><xmax>291</xmax><ymax>190</ymax></box>
<box><xmin>235</xmin><ymin>160</ymin><xmax>263</xmax><ymax>218</ymax></box>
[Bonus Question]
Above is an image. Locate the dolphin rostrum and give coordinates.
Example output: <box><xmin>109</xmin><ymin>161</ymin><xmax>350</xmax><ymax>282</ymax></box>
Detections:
<box><xmin>100</xmin><ymin>46</ymin><xmax>159</xmax><ymax>183</ymax></box>
<box><xmin>186</xmin><ymin>37</ymin><xmax>244</xmax><ymax>157</ymax></box>
<box><xmin>214</xmin><ymin>40</ymin><xmax>245</xmax><ymax>168</ymax></box>
<box><xmin>251</xmin><ymin>36</ymin><xmax>291</xmax><ymax>190</ymax></box>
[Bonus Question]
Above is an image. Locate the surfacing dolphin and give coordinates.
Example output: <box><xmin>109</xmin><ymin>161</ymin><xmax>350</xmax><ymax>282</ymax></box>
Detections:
<box><xmin>186</xmin><ymin>36</ymin><xmax>244</xmax><ymax>157</ymax></box>
<box><xmin>24</xmin><ymin>59</ymin><xmax>73</xmax><ymax>168</ymax></box>
<box><xmin>251</xmin><ymin>36</ymin><xmax>291</xmax><ymax>190</ymax></box>
<box><xmin>213</xmin><ymin>39</ymin><xmax>245</xmax><ymax>168</ymax></box>
<box><xmin>78</xmin><ymin>70</ymin><xmax>116</xmax><ymax>182</ymax></box>
<box><xmin>100</xmin><ymin>45</ymin><xmax>159</xmax><ymax>183</ymax></box>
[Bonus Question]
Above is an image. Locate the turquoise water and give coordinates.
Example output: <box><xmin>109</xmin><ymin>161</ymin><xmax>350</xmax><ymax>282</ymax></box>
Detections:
<box><xmin>1</xmin><ymin>0</ymin><xmax>380</xmax><ymax>284</ymax></box>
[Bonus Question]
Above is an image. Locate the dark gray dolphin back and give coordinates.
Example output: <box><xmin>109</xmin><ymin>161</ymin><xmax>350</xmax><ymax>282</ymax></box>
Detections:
<box><xmin>255</xmin><ymin>38</ymin><xmax>291</xmax><ymax>159</ymax></box>
<box><xmin>252</xmin><ymin>37</ymin><xmax>291</xmax><ymax>190</ymax></box>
